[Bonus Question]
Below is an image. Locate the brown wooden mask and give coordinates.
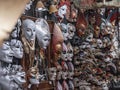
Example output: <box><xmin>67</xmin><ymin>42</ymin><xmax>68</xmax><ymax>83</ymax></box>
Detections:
<box><xmin>76</xmin><ymin>12</ymin><xmax>88</xmax><ymax>37</ymax></box>
<box><xmin>52</xmin><ymin>23</ymin><xmax>64</xmax><ymax>61</ymax></box>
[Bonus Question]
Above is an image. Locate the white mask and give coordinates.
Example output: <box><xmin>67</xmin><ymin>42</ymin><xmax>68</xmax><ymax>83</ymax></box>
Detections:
<box><xmin>48</xmin><ymin>67</ymin><xmax>57</xmax><ymax>81</ymax></box>
<box><xmin>22</xmin><ymin>19</ymin><xmax>36</xmax><ymax>42</ymax></box>
<box><xmin>35</xmin><ymin>18</ymin><xmax>50</xmax><ymax>49</ymax></box>
<box><xmin>10</xmin><ymin>39</ymin><xmax>23</xmax><ymax>59</ymax></box>
<box><xmin>67</xmin><ymin>23</ymin><xmax>76</xmax><ymax>39</ymax></box>
<box><xmin>61</xmin><ymin>43</ymin><xmax>68</xmax><ymax>61</ymax></box>
<box><xmin>58</xmin><ymin>5</ymin><xmax>67</xmax><ymax>18</ymax></box>
<box><xmin>0</xmin><ymin>42</ymin><xmax>14</xmax><ymax>63</ymax></box>
<box><xmin>25</xmin><ymin>0</ymin><xmax>33</xmax><ymax>11</ymax></box>
<box><xmin>60</xmin><ymin>23</ymin><xmax>68</xmax><ymax>41</ymax></box>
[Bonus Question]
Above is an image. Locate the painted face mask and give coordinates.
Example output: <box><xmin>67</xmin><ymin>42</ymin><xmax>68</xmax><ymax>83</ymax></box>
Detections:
<box><xmin>67</xmin><ymin>23</ymin><xmax>76</xmax><ymax>39</ymax></box>
<box><xmin>10</xmin><ymin>39</ymin><xmax>23</xmax><ymax>59</ymax></box>
<box><xmin>61</xmin><ymin>42</ymin><xmax>68</xmax><ymax>61</ymax></box>
<box><xmin>67</xmin><ymin>42</ymin><xmax>73</xmax><ymax>61</ymax></box>
<box><xmin>60</xmin><ymin>23</ymin><xmax>68</xmax><ymax>41</ymax></box>
<box><xmin>0</xmin><ymin>42</ymin><xmax>14</xmax><ymax>63</ymax></box>
<box><xmin>35</xmin><ymin>18</ymin><xmax>50</xmax><ymax>49</ymax></box>
<box><xmin>22</xmin><ymin>19</ymin><xmax>36</xmax><ymax>42</ymax></box>
<box><xmin>58</xmin><ymin>5</ymin><xmax>67</xmax><ymax>18</ymax></box>
<box><xmin>48</xmin><ymin>67</ymin><xmax>57</xmax><ymax>81</ymax></box>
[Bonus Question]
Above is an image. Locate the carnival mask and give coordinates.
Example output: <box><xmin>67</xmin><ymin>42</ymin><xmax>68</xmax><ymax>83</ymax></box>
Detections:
<box><xmin>48</xmin><ymin>67</ymin><xmax>57</xmax><ymax>81</ymax></box>
<box><xmin>73</xmin><ymin>46</ymin><xmax>80</xmax><ymax>55</ymax></box>
<box><xmin>62</xmin><ymin>80</ymin><xmax>69</xmax><ymax>90</ymax></box>
<box><xmin>35</xmin><ymin>18</ymin><xmax>50</xmax><ymax>49</ymax></box>
<box><xmin>73</xmin><ymin>55</ymin><xmax>80</xmax><ymax>65</ymax></box>
<box><xmin>58</xmin><ymin>5</ymin><xmax>67</xmax><ymax>18</ymax></box>
<box><xmin>67</xmin><ymin>23</ymin><xmax>76</xmax><ymax>39</ymax></box>
<box><xmin>0</xmin><ymin>42</ymin><xmax>14</xmax><ymax>63</ymax></box>
<box><xmin>56</xmin><ymin>69</ymin><xmax>62</xmax><ymax>80</ymax></box>
<box><xmin>68</xmin><ymin>71</ymin><xmax>74</xmax><ymax>80</ymax></box>
<box><xmin>68</xmin><ymin>80</ymin><xmax>74</xmax><ymax>90</ymax></box>
<box><xmin>67</xmin><ymin>43</ymin><xmax>73</xmax><ymax>61</ymax></box>
<box><xmin>22</xmin><ymin>19</ymin><xmax>36</xmax><ymax>42</ymax></box>
<box><xmin>73</xmin><ymin>78</ymin><xmax>80</xmax><ymax>87</ymax></box>
<box><xmin>86</xmin><ymin>33</ymin><xmax>93</xmax><ymax>42</ymax></box>
<box><xmin>101</xmin><ymin>81</ymin><xmax>109</xmax><ymax>90</ymax></box>
<box><xmin>10</xmin><ymin>39</ymin><xmax>23</xmax><ymax>59</ymax></box>
<box><xmin>25</xmin><ymin>0</ymin><xmax>33</xmax><ymax>11</ymax></box>
<box><xmin>62</xmin><ymin>71</ymin><xmax>68</xmax><ymax>80</ymax></box>
<box><xmin>60</xmin><ymin>23</ymin><xmax>68</xmax><ymax>41</ymax></box>
<box><xmin>94</xmin><ymin>25</ymin><xmax>100</xmax><ymax>38</ymax></box>
<box><xmin>67</xmin><ymin>61</ymin><xmax>74</xmax><ymax>71</ymax></box>
<box><xmin>61</xmin><ymin>42</ymin><xmax>68</xmax><ymax>61</ymax></box>
<box><xmin>97</xmin><ymin>39</ymin><xmax>103</xmax><ymax>48</ymax></box>
<box><xmin>56</xmin><ymin>81</ymin><xmax>62</xmax><ymax>90</ymax></box>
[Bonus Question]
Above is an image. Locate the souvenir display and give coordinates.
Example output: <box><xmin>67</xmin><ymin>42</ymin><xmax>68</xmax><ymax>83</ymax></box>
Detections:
<box><xmin>0</xmin><ymin>0</ymin><xmax>120</xmax><ymax>90</ymax></box>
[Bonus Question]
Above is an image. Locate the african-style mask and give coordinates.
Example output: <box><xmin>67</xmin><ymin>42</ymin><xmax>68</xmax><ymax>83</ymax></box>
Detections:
<box><xmin>58</xmin><ymin>5</ymin><xmax>67</xmax><ymax>19</ymax></box>
<box><xmin>35</xmin><ymin>18</ymin><xmax>50</xmax><ymax>49</ymax></box>
<box><xmin>61</xmin><ymin>42</ymin><xmax>68</xmax><ymax>61</ymax></box>
<box><xmin>97</xmin><ymin>39</ymin><xmax>103</xmax><ymax>48</ymax></box>
<box><xmin>48</xmin><ymin>67</ymin><xmax>57</xmax><ymax>81</ymax></box>
<box><xmin>62</xmin><ymin>71</ymin><xmax>68</xmax><ymax>80</ymax></box>
<box><xmin>52</xmin><ymin>23</ymin><xmax>64</xmax><ymax>60</ymax></box>
<box><xmin>67</xmin><ymin>23</ymin><xmax>76</xmax><ymax>39</ymax></box>
<box><xmin>73</xmin><ymin>78</ymin><xmax>80</xmax><ymax>87</ymax></box>
<box><xmin>67</xmin><ymin>42</ymin><xmax>73</xmax><ymax>61</ymax></box>
<box><xmin>22</xmin><ymin>19</ymin><xmax>36</xmax><ymax>42</ymax></box>
<box><xmin>86</xmin><ymin>33</ymin><xmax>93</xmax><ymax>42</ymax></box>
<box><xmin>0</xmin><ymin>42</ymin><xmax>14</xmax><ymax>63</ymax></box>
<box><xmin>60</xmin><ymin>23</ymin><xmax>68</xmax><ymax>41</ymax></box>
<box><xmin>10</xmin><ymin>39</ymin><xmax>23</xmax><ymax>59</ymax></box>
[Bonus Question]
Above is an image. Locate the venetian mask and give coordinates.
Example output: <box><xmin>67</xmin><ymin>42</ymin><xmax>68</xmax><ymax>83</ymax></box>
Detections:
<box><xmin>62</xmin><ymin>80</ymin><xmax>69</xmax><ymax>90</ymax></box>
<box><xmin>68</xmin><ymin>80</ymin><xmax>74</xmax><ymax>90</ymax></box>
<box><xmin>61</xmin><ymin>61</ymin><xmax>68</xmax><ymax>71</ymax></box>
<box><xmin>22</xmin><ymin>19</ymin><xmax>36</xmax><ymax>42</ymax></box>
<box><xmin>67</xmin><ymin>23</ymin><xmax>76</xmax><ymax>39</ymax></box>
<box><xmin>73</xmin><ymin>55</ymin><xmax>80</xmax><ymax>65</ymax></box>
<box><xmin>86</xmin><ymin>33</ymin><xmax>93</xmax><ymax>42</ymax></box>
<box><xmin>68</xmin><ymin>71</ymin><xmax>74</xmax><ymax>80</ymax></box>
<box><xmin>0</xmin><ymin>42</ymin><xmax>14</xmax><ymax>63</ymax></box>
<box><xmin>67</xmin><ymin>43</ymin><xmax>73</xmax><ymax>61</ymax></box>
<box><xmin>56</xmin><ymin>81</ymin><xmax>62</xmax><ymax>90</ymax></box>
<box><xmin>101</xmin><ymin>81</ymin><xmax>109</xmax><ymax>90</ymax></box>
<box><xmin>25</xmin><ymin>0</ymin><xmax>33</xmax><ymax>11</ymax></box>
<box><xmin>97</xmin><ymin>39</ymin><xmax>103</xmax><ymax>48</ymax></box>
<box><xmin>61</xmin><ymin>42</ymin><xmax>68</xmax><ymax>61</ymax></box>
<box><xmin>58</xmin><ymin>5</ymin><xmax>67</xmax><ymax>18</ymax></box>
<box><xmin>94</xmin><ymin>25</ymin><xmax>100</xmax><ymax>38</ymax></box>
<box><xmin>35</xmin><ymin>18</ymin><xmax>50</xmax><ymax>49</ymax></box>
<box><xmin>48</xmin><ymin>67</ymin><xmax>57</xmax><ymax>81</ymax></box>
<box><xmin>60</xmin><ymin>23</ymin><xmax>68</xmax><ymax>41</ymax></box>
<box><xmin>56</xmin><ymin>69</ymin><xmax>62</xmax><ymax>80</ymax></box>
<box><xmin>10</xmin><ymin>39</ymin><xmax>23</xmax><ymax>59</ymax></box>
<box><xmin>62</xmin><ymin>71</ymin><xmax>68</xmax><ymax>80</ymax></box>
<box><xmin>73</xmin><ymin>78</ymin><xmax>80</xmax><ymax>87</ymax></box>
<box><xmin>74</xmin><ymin>68</ymin><xmax>81</xmax><ymax>76</ymax></box>
<box><xmin>67</xmin><ymin>61</ymin><xmax>74</xmax><ymax>71</ymax></box>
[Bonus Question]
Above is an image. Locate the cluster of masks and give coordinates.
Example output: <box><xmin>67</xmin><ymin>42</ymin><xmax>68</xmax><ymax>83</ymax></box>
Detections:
<box><xmin>0</xmin><ymin>0</ymin><xmax>120</xmax><ymax>90</ymax></box>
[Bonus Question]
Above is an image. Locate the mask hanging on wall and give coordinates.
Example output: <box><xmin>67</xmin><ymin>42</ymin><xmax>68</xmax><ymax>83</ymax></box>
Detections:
<box><xmin>67</xmin><ymin>42</ymin><xmax>73</xmax><ymax>61</ymax></box>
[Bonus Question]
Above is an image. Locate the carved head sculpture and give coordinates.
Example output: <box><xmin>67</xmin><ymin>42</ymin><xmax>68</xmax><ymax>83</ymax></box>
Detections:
<box><xmin>61</xmin><ymin>42</ymin><xmax>68</xmax><ymax>61</ymax></box>
<box><xmin>22</xmin><ymin>19</ymin><xmax>36</xmax><ymax>42</ymax></box>
<box><xmin>35</xmin><ymin>18</ymin><xmax>50</xmax><ymax>49</ymax></box>
<box><xmin>67</xmin><ymin>23</ymin><xmax>76</xmax><ymax>39</ymax></box>
<box><xmin>10</xmin><ymin>39</ymin><xmax>23</xmax><ymax>59</ymax></box>
<box><xmin>76</xmin><ymin>12</ymin><xmax>87</xmax><ymax>37</ymax></box>
<box><xmin>60</xmin><ymin>23</ymin><xmax>68</xmax><ymax>41</ymax></box>
<box><xmin>52</xmin><ymin>23</ymin><xmax>64</xmax><ymax>60</ymax></box>
<box><xmin>0</xmin><ymin>41</ymin><xmax>14</xmax><ymax>63</ymax></box>
<box><xmin>48</xmin><ymin>67</ymin><xmax>57</xmax><ymax>81</ymax></box>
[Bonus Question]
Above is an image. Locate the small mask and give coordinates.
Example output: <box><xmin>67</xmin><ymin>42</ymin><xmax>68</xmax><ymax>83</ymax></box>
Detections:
<box><xmin>58</xmin><ymin>5</ymin><xmax>67</xmax><ymax>18</ymax></box>
<box><xmin>22</xmin><ymin>19</ymin><xmax>36</xmax><ymax>42</ymax></box>
<box><xmin>61</xmin><ymin>42</ymin><xmax>68</xmax><ymax>61</ymax></box>
<box><xmin>97</xmin><ymin>39</ymin><xmax>103</xmax><ymax>48</ymax></box>
<box><xmin>67</xmin><ymin>61</ymin><xmax>74</xmax><ymax>71</ymax></box>
<box><xmin>62</xmin><ymin>80</ymin><xmax>69</xmax><ymax>90</ymax></box>
<box><xmin>74</xmin><ymin>68</ymin><xmax>81</xmax><ymax>76</ymax></box>
<box><xmin>67</xmin><ymin>23</ymin><xmax>76</xmax><ymax>39</ymax></box>
<box><xmin>56</xmin><ymin>81</ymin><xmax>63</xmax><ymax>90</ymax></box>
<box><xmin>10</xmin><ymin>39</ymin><xmax>23</xmax><ymax>59</ymax></box>
<box><xmin>73</xmin><ymin>46</ymin><xmax>80</xmax><ymax>55</ymax></box>
<box><xmin>25</xmin><ymin>0</ymin><xmax>33</xmax><ymax>11</ymax></box>
<box><xmin>68</xmin><ymin>71</ymin><xmax>74</xmax><ymax>80</ymax></box>
<box><xmin>56</xmin><ymin>69</ymin><xmax>62</xmax><ymax>80</ymax></box>
<box><xmin>0</xmin><ymin>42</ymin><xmax>14</xmax><ymax>63</ymax></box>
<box><xmin>48</xmin><ymin>67</ymin><xmax>57</xmax><ymax>81</ymax></box>
<box><xmin>60</xmin><ymin>23</ymin><xmax>68</xmax><ymax>41</ymax></box>
<box><xmin>94</xmin><ymin>25</ymin><xmax>100</xmax><ymax>38</ymax></box>
<box><xmin>73</xmin><ymin>55</ymin><xmax>80</xmax><ymax>65</ymax></box>
<box><xmin>86</xmin><ymin>33</ymin><xmax>93</xmax><ymax>42</ymax></box>
<box><xmin>68</xmin><ymin>80</ymin><xmax>74</xmax><ymax>90</ymax></box>
<box><xmin>35</xmin><ymin>18</ymin><xmax>50</xmax><ymax>49</ymax></box>
<box><xmin>67</xmin><ymin>42</ymin><xmax>73</xmax><ymax>61</ymax></box>
<box><xmin>62</xmin><ymin>71</ymin><xmax>68</xmax><ymax>80</ymax></box>
<box><xmin>73</xmin><ymin>78</ymin><xmax>80</xmax><ymax>87</ymax></box>
<box><xmin>101</xmin><ymin>81</ymin><xmax>109</xmax><ymax>90</ymax></box>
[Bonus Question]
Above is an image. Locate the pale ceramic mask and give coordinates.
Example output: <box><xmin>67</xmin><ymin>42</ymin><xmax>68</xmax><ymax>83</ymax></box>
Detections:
<box><xmin>10</xmin><ymin>39</ymin><xmax>23</xmax><ymax>59</ymax></box>
<box><xmin>62</xmin><ymin>71</ymin><xmax>68</xmax><ymax>80</ymax></box>
<box><xmin>67</xmin><ymin>42</ymin><xmax>73</xmax><ymax>61</ymax></box>
<box><xmin>35</xmin><ymin>18</ymin><xmax>50</xmax><ymax>49</ymax></box>
<box><xmin>58</xmin><ymin>5</ymin><xmax>67</xmax><ymax>18</ymax></box>
<box><xmin>60</xmin><ymin>23</ymin><xmax>68</xmax><ymax>41</ymax></box>
<box><xmin>22</xmin><ymin>19</ymin><xmax>36</xmax><ymax>42</ymax></box>
<box><xmin>67</xmin><ymin>23</ymin><xmax>76</xmax><ymax>39</ymax></box>
<box><xmin>61</xmin><ymin>42</ymin><xmax>68</xmax><ymax>61</ymax></box>
<box><xmin>0</xmin><ymin>42</ymin><xmax>14</xmax><ymax>63</ymax></box>
<box><xmin>48</xmin><ymin>67</ymin><xmax>57</xmax><ymax>81</ymax></box>
<box><xmin>86</xmin><ymin>33</ymin><xmax>93</xmax><ymax>42</ymax></box>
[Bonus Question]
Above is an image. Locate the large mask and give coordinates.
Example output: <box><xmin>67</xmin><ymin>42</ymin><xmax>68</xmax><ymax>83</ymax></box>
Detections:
<box><xmin>0</xmin><ymin>42</ymin><xmax>14</xmax><ymax>63</ymax></box>
<box><xmin>61</xmin><ymin>42</ymin><xmax>68</xmax><ymax>61</ymax></box>
<box><xmin>60</xmin><ymin>23</ymin><xmax>68</xmax><ymax>41</ymax></box>
<box><xmin>58</xmin><ymin>5</ymin><xmax>67</xmax><ymax>19</ymax></box>
<box><xmin>35</xmin><ymin>18</ymin><xmax>50</xmax><ymax>49</ymax></box>
<box><xmin>10</xmin><ymin>39</ymin><xmax>23</xmax><ymax>59</ymax></box>
<box><xmin>22</xmin><ymin>19</ymin><xmax>36</xmax><ymax>42</ymax></box>
<box><xmin>48</xmin><ymin>67</ymin><xmax>57</xmax><ymax>81</ymax></box>
<box><xmin>52</xmin><ymin>23</ymin><xmax>64</xmax><ymax>61</ymax></box>
<box><xmin>67</xmin><ymin>23</ymin><xmax>76</xmax><ymax>39</ymax></box>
